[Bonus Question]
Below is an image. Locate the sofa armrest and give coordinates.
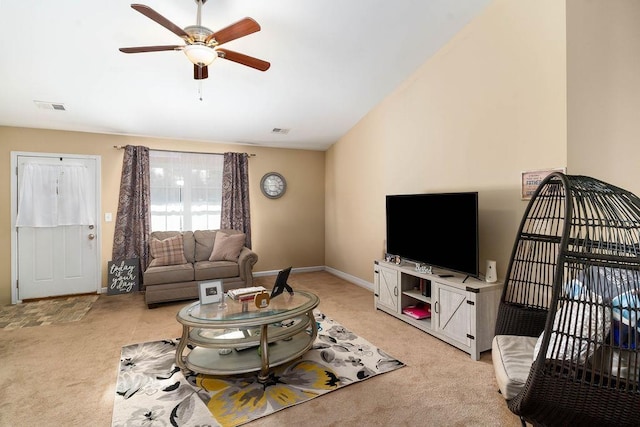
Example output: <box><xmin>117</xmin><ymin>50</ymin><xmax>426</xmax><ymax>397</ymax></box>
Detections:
<box><xmin>237</xmin><ymin>247</ymin><xmax>258</xmax><ymax>285</ymax></box>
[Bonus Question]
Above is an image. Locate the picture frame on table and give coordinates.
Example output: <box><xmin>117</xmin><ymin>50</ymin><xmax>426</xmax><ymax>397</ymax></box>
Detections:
<box><xmin>199</xmin><ymin>280</ymin><xmax>223</xmax><ymax>305</ymax></box>
<box><xmin>270</xmin><ymin>266</ymin><xmax>293</xmax><ymax>298</ymax></box>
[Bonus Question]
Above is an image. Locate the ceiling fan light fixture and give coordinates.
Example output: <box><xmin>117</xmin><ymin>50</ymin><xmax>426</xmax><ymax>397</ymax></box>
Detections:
<box><xmin>120</xmin><ymin>4</ymin><xmax>269</xmax><ymax>78</ymax></box>
<box><xmin>184</xmin><ymin>44</ymin><xmax>218</xmax><ymax>66</ymax></box>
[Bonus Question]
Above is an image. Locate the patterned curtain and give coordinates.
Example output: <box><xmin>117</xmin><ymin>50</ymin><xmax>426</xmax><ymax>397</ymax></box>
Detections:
<box><xmin>221</xmin><ymin>152</ymin><xmax>252</xmax><ymax>248</ymax></box>
<box><xmin>112</xmin><ymin>145</ymin><xmax>151</xmax><ymax>273</ymax></box>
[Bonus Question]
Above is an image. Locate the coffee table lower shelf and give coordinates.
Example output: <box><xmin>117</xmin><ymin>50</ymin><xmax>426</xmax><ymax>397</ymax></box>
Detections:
<box><xmin>184</xmin><ymin>330</ymin><xmax>314</xmax><ymax>376</ymax></box>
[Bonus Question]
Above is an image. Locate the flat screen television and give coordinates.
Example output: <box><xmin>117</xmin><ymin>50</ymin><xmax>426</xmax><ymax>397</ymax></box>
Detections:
<box><xmin>386</xmin><ymin>192</ymin><xmax>479</xmax><ymax>278</ymax></box>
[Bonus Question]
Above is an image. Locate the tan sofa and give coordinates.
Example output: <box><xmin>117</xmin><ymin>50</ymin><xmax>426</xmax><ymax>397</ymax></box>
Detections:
<box><xmin>143</xmin><ymin>229</ymin><xmax>258</xmax><ymax>308</ymax></box>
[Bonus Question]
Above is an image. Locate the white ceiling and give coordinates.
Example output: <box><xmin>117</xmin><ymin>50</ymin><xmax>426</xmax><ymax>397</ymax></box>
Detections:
<box><xmin>0</xmin><ymin>0</ymin><xmax>490</xmax><ymax>151</ymax></box>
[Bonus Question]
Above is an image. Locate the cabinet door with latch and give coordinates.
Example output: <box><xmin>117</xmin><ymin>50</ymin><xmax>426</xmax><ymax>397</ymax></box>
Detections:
<box><xmin>434</xmin><ymin>282</ymin><xmax>471</xmax><ymax>348</ymax></box>
<box><xmin>374</xmin><ymin>264</ymin><xmax>399</xmax><ymax>313</ymax></box>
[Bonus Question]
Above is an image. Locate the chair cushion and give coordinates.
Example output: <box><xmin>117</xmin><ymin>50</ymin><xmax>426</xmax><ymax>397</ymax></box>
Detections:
<box><xmin>492</xmin><ymin>335</ymin><xmax>538</xmax><ymax>400</ymax></box>
<box><xmin>589</xmin><ymin>345</ymin><xmax>640</xmax><ymax>381</ymax></box>
<box><xmin>533</xmin><ymin>292</ymin><xmax>610</xmax><ymax>363</ymax></box>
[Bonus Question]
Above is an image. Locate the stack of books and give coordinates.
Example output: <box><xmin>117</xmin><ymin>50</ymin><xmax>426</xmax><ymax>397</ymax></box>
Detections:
<box><xmin>402</xmin><ymin>304</ymin><xmax>431</xmax><ymax>320</ymax></box>
<box><xmin>227</xmin><ymin>286</ymin><xmax>267</xmax><ymax>301</ymax></box>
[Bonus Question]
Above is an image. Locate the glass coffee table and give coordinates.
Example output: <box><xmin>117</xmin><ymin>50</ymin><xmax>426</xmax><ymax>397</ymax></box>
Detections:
<box><xmin>175</xmin><ymin>290</ymin><xmax>319</xmax><ymax>382</ymax></box>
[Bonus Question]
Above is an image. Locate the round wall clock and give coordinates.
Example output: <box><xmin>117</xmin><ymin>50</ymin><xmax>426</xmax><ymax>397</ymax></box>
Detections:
<box><xmin>260</xmin><ymin>172</ymin><xmax>287</xmax><ymax>199</ymax></box>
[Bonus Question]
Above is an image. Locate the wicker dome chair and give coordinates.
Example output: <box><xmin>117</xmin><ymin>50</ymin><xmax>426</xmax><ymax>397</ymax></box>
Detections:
<box><xmin>492</xmin><ymin>173</ymin><xmax>640</xmax><ymax>426</ymax></box>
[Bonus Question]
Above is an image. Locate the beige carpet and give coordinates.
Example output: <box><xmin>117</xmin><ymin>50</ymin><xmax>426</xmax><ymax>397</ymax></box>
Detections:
<box><xmin>0</xmin><ymin>294</ymin><xmax>99</xmax><ymax>330</ymax></box>
<box><xmin>0</xmin><ymin>271</ymin><xmax>522</xmax><ymax>426</ymax></box>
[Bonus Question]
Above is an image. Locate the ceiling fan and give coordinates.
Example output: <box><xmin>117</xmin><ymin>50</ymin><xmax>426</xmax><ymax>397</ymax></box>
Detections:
<box><xmin>119</xmin><ymin>0</ymin><xmax>270</xmax><ymax>80</ymax></box>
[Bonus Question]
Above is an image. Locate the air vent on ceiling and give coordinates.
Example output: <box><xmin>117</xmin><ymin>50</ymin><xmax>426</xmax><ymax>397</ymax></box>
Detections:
<box><xmin>34</xmin><ymin>101</ymin><xmax>66</xmax><ymax>111</ymax></box>
<box><xmin>272</xmin><ymin>128</ymin><xmax>290</xmax><ymax>135</ymax></box>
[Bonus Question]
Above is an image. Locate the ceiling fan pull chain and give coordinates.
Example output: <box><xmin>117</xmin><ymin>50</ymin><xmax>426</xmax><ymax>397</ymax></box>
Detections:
<box><xmin>198</xmin><ymin>80</ymin><xmax>204</xmax><ymax>101</ymax></box>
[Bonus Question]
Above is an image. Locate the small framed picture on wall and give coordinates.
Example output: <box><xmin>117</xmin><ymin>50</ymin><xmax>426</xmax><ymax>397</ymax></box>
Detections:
<box><xmin>199</xmin><ymin>280</ymin><xmax>223</xmax><ymax>305</ymax></box>
<box><xmin>521</xmin><ymin>168</ymin><xmax>566</xmax><ymax>200</ymax></box>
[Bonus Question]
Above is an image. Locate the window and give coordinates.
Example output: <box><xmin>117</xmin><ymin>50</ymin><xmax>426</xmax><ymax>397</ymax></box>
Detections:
<box><xmin>149</xmin><ymin>150</ymin><xmax>223</xmax><ymax>231</ymax></box>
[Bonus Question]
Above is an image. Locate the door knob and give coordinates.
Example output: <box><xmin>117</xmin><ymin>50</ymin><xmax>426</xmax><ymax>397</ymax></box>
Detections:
<box><xmin>88</xmin><ymin>233</ymin><xmax>95</xmax><ymax>240</ymax></box>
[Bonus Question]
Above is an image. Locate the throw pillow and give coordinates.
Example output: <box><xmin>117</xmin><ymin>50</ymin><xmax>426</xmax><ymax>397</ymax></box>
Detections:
<box><xmin>209</xmin><ymin>232</ymin><xmax>246</xmax><ymax>262</ymax></box>
<box><xmin>533</xmin><ymin>292</ymin><xmax>610</xmax><ymax>363</ymax></box>
<box><xmin>149</xmin><ymin>234</ymin><xmax>188</xmax><ymax>267</ymax></box>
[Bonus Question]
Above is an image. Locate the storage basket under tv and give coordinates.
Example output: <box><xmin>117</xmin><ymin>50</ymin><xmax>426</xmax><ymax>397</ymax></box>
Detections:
<box><xmin>495</xmin><ymin>173</ymin><xmax>640</xmax><ymax>426</ymax></box>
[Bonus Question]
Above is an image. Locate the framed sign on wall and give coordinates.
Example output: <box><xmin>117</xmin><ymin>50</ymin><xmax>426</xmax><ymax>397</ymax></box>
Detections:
<box><xmin>521</xmin><ymin>168</ymin><xmax>566</xmax><ymax>200</ymax></box>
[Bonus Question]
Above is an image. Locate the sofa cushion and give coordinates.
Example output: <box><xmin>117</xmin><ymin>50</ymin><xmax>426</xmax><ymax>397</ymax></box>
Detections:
<box><xmin>194</xmin><ymin>230</ymin><xmax>217</xmax><ymax>261</ymax></box>
<box><xmin>182</xmin><ymin>230</ymin><xmax>195</xmax><ymax>263</ymax></box>
<box><xmin>194</xmin><ymin>260</ymin><xmax>240</xmax><ymax>281</ymax></box>
<box><xmin>148</xmin><ymin>234</ymin><xmax>188</xmax><ymax>267</ymax></box>
<box><xmin>210</xmin><ymin>232</ymin><xmax>246</xmax><ymax>262</ymax></box>
<box><xmin>150</xmin><ymin>231</ymin><xmax>195</xmax><ymax>263</ymax></box>
<box><xmin>144</xmin><ymin>263</ymin><xmax>194</xmax><ymax>285</ymax></box>
<box><xmin>492</xmin><ymin>335</ymin><xmax>538</xmax><ymax>400</ymax></box>
<box><xmin>194</xmin><ymin>229</ymin><xmax>245</xmax><ymax>261</ymax></box>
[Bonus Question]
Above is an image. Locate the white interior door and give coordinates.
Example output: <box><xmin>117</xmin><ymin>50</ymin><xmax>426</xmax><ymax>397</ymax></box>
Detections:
<box><xmin>16</xmin><ymin>155</ymin><xmax>100</xmax><ymax>300</ymax></box>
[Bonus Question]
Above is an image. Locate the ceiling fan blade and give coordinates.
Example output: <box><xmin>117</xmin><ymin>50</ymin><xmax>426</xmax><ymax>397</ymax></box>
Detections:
<box><xmin>217</xmin><ymin>48</ymin><xmax>270</xmax><ymax>71</ymax></box>
<box><xmin>119</xmin><ymin>45</ymin><xmax>182</xmax><ymax>53</ymax></box>
<box><xmin>131</xmin><ymin>4</ymin><xmax>191</xmax><ymax>41</ymax></box>
<box><xmin>194</xmin><ymin>64</ymin><xmax>208</xmax><ymax>80</ymax></box>
<box><xmin>206</xmin><ymin>17</ymin><xmax>260</xmax><ymax>46</ymax></box>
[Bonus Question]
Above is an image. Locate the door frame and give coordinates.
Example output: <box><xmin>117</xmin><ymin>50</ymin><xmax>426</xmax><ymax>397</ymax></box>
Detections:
<box><xmin>10</xmin><ymin>151</ymin><xmax>102</xmax><ymax>304</ymax></box>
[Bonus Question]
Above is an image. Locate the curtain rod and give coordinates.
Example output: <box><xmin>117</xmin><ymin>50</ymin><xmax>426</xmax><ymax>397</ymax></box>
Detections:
<box><xmin>113</xmin><ymin>145</ymin><xmax>256</xmax><ymax>157</ymax></box>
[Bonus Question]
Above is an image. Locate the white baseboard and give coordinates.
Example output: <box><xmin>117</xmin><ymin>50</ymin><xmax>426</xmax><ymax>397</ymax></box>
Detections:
<box><xmin>323</xmin><ymin>266</ymin><xmax>374</xmax><ymax>291</ymax></box>
<box><xmin>112</xmin><ymin>266</ymin><xmax>374</xmax><ymax>295</ymax></box>
<box><xmin>254</xmin><ymin>266</ymin><xmax>374</xmax><ymax>292</ymax></box>
<box><xmin>253</xmin><ymin>265</ymin><xmax>324</xmax><ymax>277</ymax></box>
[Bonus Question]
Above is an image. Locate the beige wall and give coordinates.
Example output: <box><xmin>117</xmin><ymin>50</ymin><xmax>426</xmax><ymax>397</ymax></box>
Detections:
<box><xmin>6</xmin><ymin>0</ymin><xmax>640</xmax><ymax>305</ymax></box>
<box><xmin>567</xmin><ymin>0</ymin><xmax>640</xmax><ymax>196</ymax></box>
<box><xmin>326</xmin><ymin>0</ymin><xmax>567</xmax><ymax>283</ymax></box>
<box><xmin>0</xmin><ymin>126</ymin><xmax>325</xmax><ymax>305</ymax></box>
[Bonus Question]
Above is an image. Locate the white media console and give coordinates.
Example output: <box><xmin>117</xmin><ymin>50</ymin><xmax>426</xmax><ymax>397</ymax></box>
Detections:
<box><xmin>373</xmin><ymin>260</ymin><xmax>502</xmax><ymax>360</ymax></box>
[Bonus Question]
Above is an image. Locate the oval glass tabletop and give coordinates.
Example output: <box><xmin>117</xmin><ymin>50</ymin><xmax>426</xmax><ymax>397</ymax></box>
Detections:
<box><xmin>177</xmin><ymin>290</ymin><xmax>319</xmax><ymax>328</ymax></box>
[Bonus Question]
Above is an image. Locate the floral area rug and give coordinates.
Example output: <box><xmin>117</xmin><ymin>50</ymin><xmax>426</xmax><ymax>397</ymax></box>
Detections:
<box><xmin>112</xmin><ymin>311</ymin><xmax>404</xmax><ymax>427</ymax></box>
